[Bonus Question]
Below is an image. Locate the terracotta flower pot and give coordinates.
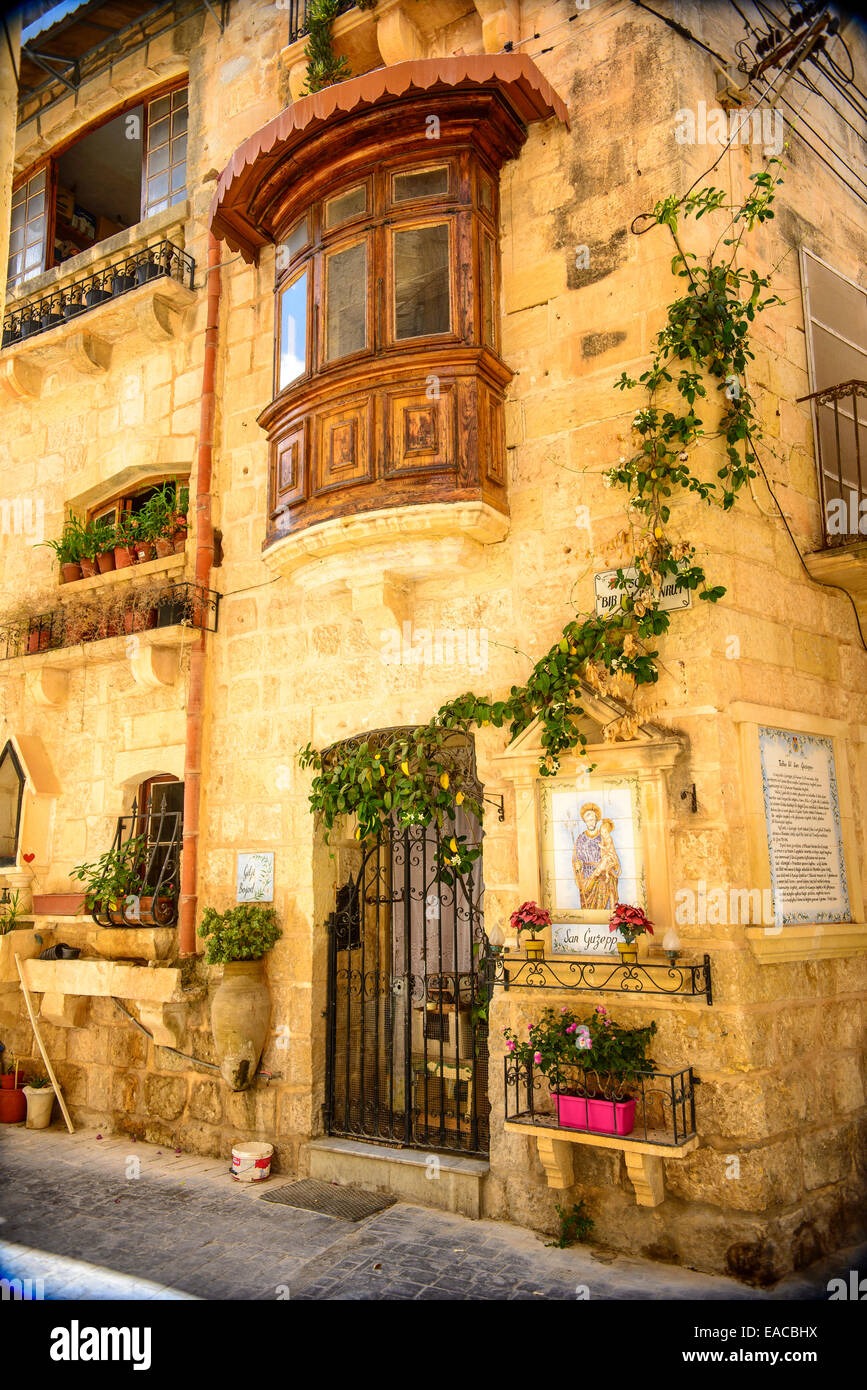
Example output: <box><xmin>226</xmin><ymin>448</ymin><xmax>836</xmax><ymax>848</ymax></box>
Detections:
<box><xmin>123</xmin><ymin>608</ymin><xmax>158</xmax><ymax>635</ymax></box>
<box><xmin>32</xmin><ymin>892</ymin><xmax>86</xmax><ymax>915</ymax></box>
<box><xmin>154</xmin><ymin>537</ymin><xmax>174</xmax><ymax>559</ymax></box>
<box><xmin>96</xmin><ymin>550</ymin><xmax>116</xmax><ymax>574</ymax></box>
<box><xmin>211</xmin><ymin>960</ymin><xmax>271</xmax><ymax>1091</ymax></box>
<box><xmin>172</xmin><ymin>530</ymin><xmax>187</xmax><ymax>554</ymax></box>
<box><xmin>0</xmin><ymin>1074</ymin><xmax>14</xmax><ymax>1089</ymax></box>
<box><xmin>27</xmin><ymin>626</ymin><xmax>52</xmax><ymax>653</ymax></box>
<box><xmin>114</xmin><ymin>544</ymin><xmax>136</xmax><ymax>569</ymax></box>
<box><xmin>0</xmin><ymin>1088</ymin><xmax>27</xmax><ymax>1123</ymax></box>
<box><xmin>61</xmin><ymin>562</ymin><xmax>82</xmax><ymax>583</ymax></box>
<box><xmin>80</xmin><ymin>557</ymin><xmax>98</xmax><ymax>578</ymax></box>
<box><xmin>134</xmin><ymin>541</ymin><xmax>156</xmax><ymax>564</ymax></box>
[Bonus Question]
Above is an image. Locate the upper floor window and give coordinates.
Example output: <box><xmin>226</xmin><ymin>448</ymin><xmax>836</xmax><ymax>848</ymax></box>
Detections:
<box><xmin>7</xmin><ymin>82</ymin><xmax>188</xmax><ymax>296</ymax></box>
<box><xmin>272</xmin><ymin>156</ymin><xmax>499</xmax><ymax>398</ymax></box>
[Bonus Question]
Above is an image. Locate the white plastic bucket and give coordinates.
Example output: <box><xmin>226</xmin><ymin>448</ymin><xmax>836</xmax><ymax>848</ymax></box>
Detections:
<box><xmin>231</xmin><ymin>1141</ymin><xmax>273</xmax><ymax>1182</ymax></box>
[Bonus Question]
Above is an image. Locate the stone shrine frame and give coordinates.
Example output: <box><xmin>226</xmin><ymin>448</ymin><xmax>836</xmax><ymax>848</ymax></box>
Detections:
<box><xmin>494</xmin><ymin>688</ymin><xmax>685</xmax><ymax>957</ymax></box>
<box><xmin>732</xmin><ymin>701</ymin><xmax>866</xmax><ymax>963</ymax></box>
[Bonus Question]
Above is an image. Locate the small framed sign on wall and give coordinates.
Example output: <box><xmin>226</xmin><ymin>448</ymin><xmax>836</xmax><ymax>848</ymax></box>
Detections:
<box><xmin>236</xmin><ymin>852</ymin><xmax>275</xmax><ymax>903</ymax></box>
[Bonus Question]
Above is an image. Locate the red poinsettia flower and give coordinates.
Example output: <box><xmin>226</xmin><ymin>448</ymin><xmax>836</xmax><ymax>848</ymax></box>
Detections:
<box><xmin>510</xmin><ymin>900</ymin><xmax>552</xmax><ymax>935</ymax></box>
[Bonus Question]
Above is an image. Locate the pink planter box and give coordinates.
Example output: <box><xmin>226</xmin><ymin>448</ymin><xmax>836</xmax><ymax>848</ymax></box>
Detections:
<box><xmin>552</xmin><ymin>1092</ymin><xmax>636</xmax><ymax>1136</ymax></box>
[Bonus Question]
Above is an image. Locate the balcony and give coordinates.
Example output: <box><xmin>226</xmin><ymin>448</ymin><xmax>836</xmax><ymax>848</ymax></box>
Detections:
<box><xmin>0</xmin><ymin>581</ymin><xmax>219</xmax><ymax>699</ymax></box>
<box><xmin>280</xmin><ymin>2</ymin><xmax>521</xmax><ymax>100</ymax></box>
<box><xmin>1</xmin><ymin>206</ymin><xmax>195</xmax><ymax>400</ymax></box>
<box><xmin>799</xmin><ymin>380</ymin><xmax>867</xmax><ymax>622</ymax></box>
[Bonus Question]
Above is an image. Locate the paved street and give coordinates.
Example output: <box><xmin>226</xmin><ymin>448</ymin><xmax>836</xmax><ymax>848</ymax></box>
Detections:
<box><xmin>0</xmin><ymin>1126</ymin><xmax>862</xmax><ymax>1301</ymax></box>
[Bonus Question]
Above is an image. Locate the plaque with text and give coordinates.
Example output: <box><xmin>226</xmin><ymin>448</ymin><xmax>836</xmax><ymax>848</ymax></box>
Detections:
<box><xmin>758</xmin><ymin>727</ymin><xmax>850</xmax><ymax>925</ymax></box>
<box><xmin>236</xmin><ymin>851</ymin><xmax>275</xmax><ymax>903</ymax></box>
<box><xmin>551</xmin><ymin>920</ymin><xmax>624</xmax><ymax>956</ymax></box>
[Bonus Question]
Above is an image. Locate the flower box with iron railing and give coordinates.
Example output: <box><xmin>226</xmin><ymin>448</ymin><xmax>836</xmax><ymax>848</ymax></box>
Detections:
<box><xmin>504</xmin><ymin>1056</ymin><xmax>698</xmax><ymax>1148</ymax></box>
<box><xmin>74</xmin><ymin>803</ymin><xmax>182</xmax><ymax>929</ymax></box>
<box><xmin>797</xmin><ymin>380</ymin><xmax>867</xmax><ymax>548</ymax></box>
<box><xmin>0</xmin><ymin>582</ymin><xmax>219</xmax><ymax>662</ymax></box>
<box><xmin>2</xmin><ymin>240</ymin><xmax>195</xmax><ymax>349</ymax></box>
<box><xmin>485</xmin><ymin>950</ymin><xmax>713</xmax><ymax>1003</ymax></box>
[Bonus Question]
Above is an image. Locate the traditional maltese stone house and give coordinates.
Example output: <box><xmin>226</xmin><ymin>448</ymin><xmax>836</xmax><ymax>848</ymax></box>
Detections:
<box><xmin>0</xmin><ymin>0</ymin><xmax>864</xmax><ymax>1283</ymax></box>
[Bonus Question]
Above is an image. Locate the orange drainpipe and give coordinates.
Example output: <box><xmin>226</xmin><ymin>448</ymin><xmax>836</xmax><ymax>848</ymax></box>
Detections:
<box><xmin>180</xmin><ymin>231</ymin><xmax>221</xmax><ymax>957</ymax></box>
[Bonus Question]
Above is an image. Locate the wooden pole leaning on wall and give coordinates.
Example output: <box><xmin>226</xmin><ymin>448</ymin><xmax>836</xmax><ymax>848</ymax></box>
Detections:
<box><xmin>14</xmin><ymin>953</ymin><xmax>75</xmax><ymax>1134</ymax></box>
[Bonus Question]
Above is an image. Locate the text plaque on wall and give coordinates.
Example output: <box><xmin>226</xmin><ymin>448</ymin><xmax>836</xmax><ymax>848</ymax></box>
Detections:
<box><xmin>236</xmin><ymin>852</ymin><xmax>275</xmax><ymax>903</ymax></box>
<box><xmin>758</xmin><ymin>726</ymin><xmax>850</xmax><ymax>924</ymax></box>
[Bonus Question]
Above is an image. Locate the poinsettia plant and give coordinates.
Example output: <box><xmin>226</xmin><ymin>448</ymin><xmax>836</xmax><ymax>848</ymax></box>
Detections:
<box><xmin>609</xmin><ymin>902</ymin><xmax>654</xmax><ymax>945</ymax></box>
<box><xmin>510</xmin><ymin>900</ymin><xmax>552</xmax><ymax>941</ymax></box>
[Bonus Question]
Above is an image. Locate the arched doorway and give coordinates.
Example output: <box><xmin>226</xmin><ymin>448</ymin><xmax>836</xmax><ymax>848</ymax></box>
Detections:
<box><xmin>324</xmin><ymin>733</ymin><xmax>491</xmax><ymax>1157</ymax></box>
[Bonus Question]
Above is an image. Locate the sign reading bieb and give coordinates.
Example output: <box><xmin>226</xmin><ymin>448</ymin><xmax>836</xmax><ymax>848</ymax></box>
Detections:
<box><xmin>758</xmin><ymin>726</ymin><xmax>850</xmax><ymax>925</ymax></box>
<box><xmin>594</xmin><ymin>566</ymin><xmax>691</xmax><ymax>617</ymax></box>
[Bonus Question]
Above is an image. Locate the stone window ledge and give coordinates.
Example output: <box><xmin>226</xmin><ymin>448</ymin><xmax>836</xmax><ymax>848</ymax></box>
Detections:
<box><xmin>55</xmin><ymin>551</ymin><xmax>186</xmax><ymax>601</ymax></box>
<box><xmin>745</xmin><ymin>921</ymin><xmax>867</xmax><ymax>963</ymax></box>
<box><xmin>19</xmin><ymin>955</ymin><xmax>188</xmax><ymax>1043</ymax></box>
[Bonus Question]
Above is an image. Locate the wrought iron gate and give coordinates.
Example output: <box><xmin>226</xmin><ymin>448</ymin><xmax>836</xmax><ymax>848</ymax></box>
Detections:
<box><xmin>325</xmin><ymin>822</ymin><xmax>490</xmax><ymax>1157</ymax></box>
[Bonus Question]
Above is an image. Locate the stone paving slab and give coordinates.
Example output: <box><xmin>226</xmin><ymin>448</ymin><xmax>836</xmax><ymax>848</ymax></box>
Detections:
<box><xmin>1</xmin><ymin>1125</ymin><xmax>864</xmax><ymax>1301</ymax></box>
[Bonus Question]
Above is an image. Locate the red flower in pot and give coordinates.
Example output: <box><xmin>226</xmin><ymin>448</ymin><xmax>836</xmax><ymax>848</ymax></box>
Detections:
<box><xmin>608</xmin><ymin>902</ymin><xmax>653</xmax><ymax>961</ymax></box>
<box><xmin>510</xmin><ymin>900</ymin><xmax>552</xmax><ymax>960</ymax></box>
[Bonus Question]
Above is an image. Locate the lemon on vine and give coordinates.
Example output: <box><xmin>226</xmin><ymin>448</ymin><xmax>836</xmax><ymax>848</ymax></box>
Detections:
<box><xmin>455</xmin><ymin>791</ymin><xmax>464</xmax><ymax>806</ymax></box>
<box><xmin>449</xmin><ymin>837</ymin><xmax>458</xmax><ymax>853</ymax></box>
<box><xmin>440</xmin><ymin>772</ymin><xmax>450</xmax><ymax>790</ymax></box>
<box><xmin>400</xmin><ymin>760</ymin><xmax>410</xmax><ymax>776</ymax></box>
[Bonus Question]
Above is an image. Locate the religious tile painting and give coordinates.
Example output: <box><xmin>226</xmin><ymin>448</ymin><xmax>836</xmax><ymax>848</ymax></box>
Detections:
<box><xmin>539</xmin><ymin>776</ymin><xmax>646</xmax><ymax>953</ymax></box>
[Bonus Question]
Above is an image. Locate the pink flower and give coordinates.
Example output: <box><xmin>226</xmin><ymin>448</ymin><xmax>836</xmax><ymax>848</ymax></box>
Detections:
<box><xmin>533</xmin><ymin>1052</ymin><xmax>542</xmax><ymax>1064</ymax></box>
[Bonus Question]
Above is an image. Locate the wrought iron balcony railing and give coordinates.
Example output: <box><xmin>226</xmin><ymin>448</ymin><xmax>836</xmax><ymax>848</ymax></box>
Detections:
<box><xmin>798</xmin><ymin>379</ymin><xmax>867</xmax><ymax>548</ymax></box>
<box><xmin>0</xmin><ymin>582</ymin><xmax>219</xmax><ymax>662</ymax></box>
<box><xmin>2</xmin><ymin>239</ymin><xmax>195</xmax><ymax>349</ymax></box>
<box><xmin>287</xmin><ymin>0</ymin><xmax>356</xmax><ymax>44</ymax></box>
<box><xmin>86</xmin><ymin>803</ymin><xmax>182</xmax><ymax>929</ymax></box>
<box><xmin>504</xmin><ymin>1057</ymin><xmax>698</xmax><ymax>1147</ymax></box>
<box><xmin>485</xmin><ymin>951</ymin><xmax>713</xmax><ymax>1003</ymax></box>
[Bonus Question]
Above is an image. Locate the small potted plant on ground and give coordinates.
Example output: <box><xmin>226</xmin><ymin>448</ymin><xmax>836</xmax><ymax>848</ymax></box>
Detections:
<box><xmin>511</xmin><ymin>900</ymin><xmax>551</xmax><ymax>960</ymax></box>
<box><xmin>199</xmin><ymin>903</ymin><xmax>282</xmax><ymax>1091</ymax></box>
<box><xmin>23</xmin><ymin>1075</ymin><xmax>54</xmax><ymax>1129</ymax></box>
<box><xmin>608</xmin><ymin>902</ymin><xmax>653</xmax><ymax>963</ymax></box>
<box><xmin>504</xmin><ymin>1005</ymin><xmax>657</xmax><ymax>1137</ymax></box>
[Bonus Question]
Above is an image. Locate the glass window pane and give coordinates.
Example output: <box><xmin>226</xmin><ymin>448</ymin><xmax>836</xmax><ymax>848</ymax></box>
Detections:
<box><xmin>148</xmin><ymin>116</ymin><xmax>170</xmax><ymax>151</ymax></box>
<box><xmin>481</xmin><ymin>232</ymin><xmax>495</xmax><ymax>347</ymax></box>
<box><xmin>326</xmin><ymin>241</ymin><xmax>367</xmax><ymax>361</ymax></box>
<box><xmin>171</xmin><ymin>133</ymin><xmax>187</xmax><ymax>165</ymax></box>
<box><xmin>146</xmin><ymin>199</ymin><xmax>168</xmax><ymax>216</ymax></box>
<box><xmin>25</xmin><ymin>215</ymin><xmax>44</xmax><ymax>245</ymax></box>
<box><xmin>170</xmin><ymin>166</ymin><xmax>186</xmax><ymax>194</ymax></box>
<box><xmin>8</xmin><ymin>226</ymin><xmax>23</xmax><ymax>254</ymax></box>
<box><xmin>30</xmin><ymin>168</ymin><xmax>46</xmax><ymax>191</ymax></box>
<box><xmin>148</xmin><ymin>142</ymin><xmax>170</xmax><ymax>175</ymax></box>
<box><xmin>148</xmin><ymin>171</ymin><xmax>169</xmax><ymax>202</ymax></box>
<box><xmin>393</xmin><ymin>166</ymin><xmax>449</xmax><ymax>203</ymax></box>
<box><xmin>172</xmin><ymin>87</ymin><xmax>188</xmax><ymax>110</ymax></box>
<box><xmin>7</xmin><ymin>250</ymin><xmax>22</xmax><ymax>278</ymax></box>
<box><xmin>278</xmin><ymin>216</ymin><xmax>308</xmax><ymax>273</ymax></box>
<box><xmin>394</xmin><ymin>223</ymin><xmax>450</xmax><ymax>340</ymax></box>
<box><xmin>324</xmin><ymin>184</ymin><xmax>366</xmax><ymax>230</ymax></box>
<box><xmin>24</xmin><ymin>242</ymin><xmax>42</xmax><ymax>269</ymax></box>
<box><xmin>27</xmin><ymin>190</ymin><xmax>45</xmax><ymax>217</ymax></box>
<box><xmin>278</xmin><ymin>267</ymin><xmax>308</xmax><ymax>391</ymax></box>
<box><xmin>172</xmin><ymin>105</ymin><xmax>188</xmax><ymax>136</ymax></box>
<box><xmin>11</xmin><ymin>187</ymin><xmax>25</xmax><ymax>209</ymax></box>
<box><xmin>150</xmin><ymin>95</ymin><xmax>171</xmax><ymax>121</ymax></box>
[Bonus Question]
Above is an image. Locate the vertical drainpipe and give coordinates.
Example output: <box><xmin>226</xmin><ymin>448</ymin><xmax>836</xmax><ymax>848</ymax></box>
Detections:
<box><xmin>0</xmin><ymin>15</ymin><xmax>21</xmax><ymax>332</ymax></box>
<box><xmin>179</xmin><ymin>231</ymin><xmax>221</xmax><ymax>957</ymax></box>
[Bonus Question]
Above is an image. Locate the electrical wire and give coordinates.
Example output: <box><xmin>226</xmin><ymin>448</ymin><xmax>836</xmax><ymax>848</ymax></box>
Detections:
<box><xmin>777</xmin><ymin>94</ymin><xmax>867</xmax><ymax>201</ymax></box>
<box><xmin>111</xmin><ymin>997</ymin><xmax>280</xmax><ymax>1081</ymax></box>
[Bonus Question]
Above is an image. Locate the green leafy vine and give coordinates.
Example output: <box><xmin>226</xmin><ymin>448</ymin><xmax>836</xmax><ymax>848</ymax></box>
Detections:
<box><xmin>298</xmin><ymin>162</ymin><xmax>785</xmax><ymax>874</ymax></box>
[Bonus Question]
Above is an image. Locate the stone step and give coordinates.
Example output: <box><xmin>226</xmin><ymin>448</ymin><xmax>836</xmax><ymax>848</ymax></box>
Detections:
<box><xmin>307</xmin><ymin>1136</ymin><xmax>489</xmax><ymax>1220</ymax></box>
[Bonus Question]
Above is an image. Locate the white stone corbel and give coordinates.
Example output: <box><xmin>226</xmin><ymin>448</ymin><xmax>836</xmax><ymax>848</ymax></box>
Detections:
<box><xmin>39</xmin><ymin>991</ymin><xmax>89</xmax><ymax>1029</ymax></box>
<box><xmin>65</xmin><ymin>331</ymin><xmax>112</xmax><ymax>375</ymax></box>
<box><xmin>128</xmin><ymin>643</ymin><xmax>180</xmax><ymax>690</ymax></box>
<box><xmin>472</xmin><ymin>0</ymin><xmax>519</xmax><ymax>53</ymax></box>
<box><xmin>133</xmin><ymin>293</ymin><xmax>184</xmax><ymax>343</ymax></box>
<box><xmin>376</xmin><ymin>5</ymin><xmax>425</xmax><ymax>64</ymax></box>
<box><xmin>0</xmin><ymin>354</ymin><xmax>44</xmax><ymax>400</ymax></box>
<box><xmin>25</xmin><ymin>667</ymin><xmax>70</xmax><ymax>708</ymax></box>
<box><xmin>624</xmin><ymin>1151</ymin><xmax>666</xmax><ymax>1207</ymax></box>
<box><xmin>350</xmin><ymin>573</ymin><xmax>409</xmax><ymax>647</ymax></box>
<box><xmin>138</xmin><ymin>1002</ymin><xmax>187</xmax><ymax>1049</ymax></box>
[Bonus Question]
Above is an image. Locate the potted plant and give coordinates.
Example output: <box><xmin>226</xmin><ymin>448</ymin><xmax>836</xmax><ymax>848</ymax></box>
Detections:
<box><xmin>170</xmin><ymin>482</ymin><xmax>189</xmax><ymax>553</ymax></box>
<box><xmin>40</xmin><ymin>515</ymin><xmax>86</xmax><ymax>583</ymax></box>
<box><xmin>608</xmin><ymin>902</ymin><xmax>654</xmax><ymax>963</ymax></box>
<box><xmin>71</xmin><ymin>832</ymin><xmax>148</xmax><ymax>925</ymax></box>
<box><xmin>84</xmin><ymin>272</ymin><xmax>111</xmax><ymax>308</ymax></box>
<box><xmin>510</xmin><ymin>900</ymin><xmax>551</xmax><ymax>960</ymax></box>
<box><xmin>113</xmin><ymin>511</ymin><xmax>138</xmax><ymax>569</ymax></box>
<box><xmin>198</xmin><ymin>903</ymin><xmax>282</xmax><ymax>1091</ymax></box>
<box><xmin>0</xmin><ymin>888</ymin><xmax>24</xmax><ymax>935</ymax></box>
<box><xmin>89</xmin><ymin>514</ymin><xmax>116</xmax><ymax>572</ymax></box>
<box><xmin>23</xmin><ymin>1075</ymin><xmax>54</xmax><ymax>1129</ymax></box>
<box><xmin>141</xmin><ymin>482</ymin><xmax>179</xmax><ymax>558</ymax></box>
<box><xmin>504</xmin><ymin>1005</ymin><xmax>657</xmax><ymax>1137</ymax></box>
<box><xmin>110</xmin><ymin>258</ymin><xmax>137</xmax><ymax>295</ymax></box>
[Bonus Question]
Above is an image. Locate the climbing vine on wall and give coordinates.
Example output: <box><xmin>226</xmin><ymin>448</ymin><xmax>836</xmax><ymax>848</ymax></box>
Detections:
<box><xmin>298</xmin><ymin>161</ymin><xmax>785</xmax><ymax>875</ymax></box>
